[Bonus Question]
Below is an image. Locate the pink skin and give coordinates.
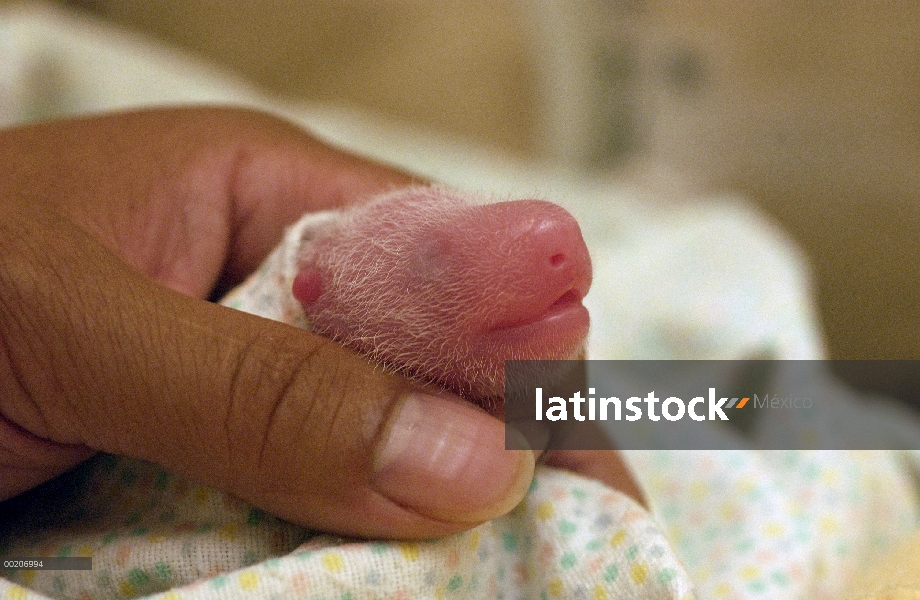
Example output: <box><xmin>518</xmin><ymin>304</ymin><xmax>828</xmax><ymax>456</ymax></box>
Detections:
<box><xmin>292</xmin><ymin>186</ymin><xmax>592</xmax><ymax>405</ymax></box>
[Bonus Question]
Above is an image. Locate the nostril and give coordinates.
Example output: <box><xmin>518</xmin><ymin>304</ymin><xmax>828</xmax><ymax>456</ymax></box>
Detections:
<box><xmin>549</xmin><ymin>252</ymin><xmax>565</xmax><ymax>267</ymax></box>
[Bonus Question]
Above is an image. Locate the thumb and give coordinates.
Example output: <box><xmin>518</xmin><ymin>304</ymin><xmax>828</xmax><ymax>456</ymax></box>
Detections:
<box><xmin>0</xmin><ymin>201</ymin><xmax>534</xmax><ymax>539</ymax></box>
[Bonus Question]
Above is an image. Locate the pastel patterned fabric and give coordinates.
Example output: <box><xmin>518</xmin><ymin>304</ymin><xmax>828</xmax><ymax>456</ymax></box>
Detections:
<box><xmin>1</xmin><ymin>456</ymin><xmax>691</xmax><ymax>600</ymax></box>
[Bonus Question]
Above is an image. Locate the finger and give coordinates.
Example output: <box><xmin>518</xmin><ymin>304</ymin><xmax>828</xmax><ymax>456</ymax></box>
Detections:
<box><xmin>219</xmin><ymin>111</ymin><xmax>426</xmax><ymax>284</ymax></box>
<box><xmin>0</xmin><ymin>201</ymin><xmax>534</xmax><ymax>539</ymax></box>
<box><xmin>2</xmin><ymin>107</ymin><xmax>423</xmax><ymax>298</ymax></box>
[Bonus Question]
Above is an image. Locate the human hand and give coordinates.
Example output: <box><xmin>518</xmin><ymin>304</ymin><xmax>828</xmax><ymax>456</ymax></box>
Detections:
<box><xmin>0</xmin><ymin>107</ymin><xmax>640</xmax><ymax>541</ymax></box>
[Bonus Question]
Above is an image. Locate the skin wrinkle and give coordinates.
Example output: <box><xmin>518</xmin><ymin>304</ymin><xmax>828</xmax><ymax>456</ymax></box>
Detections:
<box><xmin>183</xmin><ymin>314</ymin><xmax>230</xmax><ymax>466</ymax></box>
<box><xmin>224</xmin><ymin>322</ymin><xmax>260</xmax><ymax>474</ymax></box>
<box><xmin>253</xmin><ymin>340</ymin><xmax>318</xmax><ymax>476</ymax></box>
<box><xmin>100</xmin><ymin>239</ymin><xmax>206</xmax><ymax>455</ymax></box>
<box><xmin>0</xmin><ymin>211</ymin><xmax>76</xmax><ymax>441</ymax></box>
<box><xmin>136</xmin><ymin>304</ymin><xmax>212</xmax><ymax>471</ymax></box>
<box><xmin>238</xmin><ymin>331</ymin><xmax>338</xmax><ymax>495</ymax></box>
<box><xmin>69</xmin><ymin>255</ymin><xmax>135</xmax><ymax>451</ymax></box>
<box><xmin>221</xmin><ymin>144</ymin><xmax>259</xmax><ymax>291</ymax></box>
<box><xmin>255</xmin><ymin>347</ymin><xmax>359</xmax><ymax>502</ymax></box>
<box><xmin>170</xmin><ymin>315</ymin><xmax>231</xmax><ymax>470</ymax></box>
<box><xmin>322</xmin><ymin>354</ymin><xmax>371</xmax><ymax>465</ymax></box>
<box><xmin>314</xmin><ymin>362</ymin><xmax>358</xmax><ymax>477</ymax></box>
<box><xmin>142</xmin><ymin>150</ymin><xmax>235</xmax><ymax>298</ymax></box>
<box><xmin>166</xmin><ymin>300</ymin><xmax>212</xmax><ymax>422</ymax></box>
<box><xmin>89</xmin><ymin>278</ymin><xmax>165</xmax><ymax>451</ymax></box>
<box><xmin>223</xmin><ymin>326</ymin><xmax>293</xmax><ymax>483</ymax></box>
<box><xmin>0</xmin><ymin>307</ymin><xmax>37</xmax><ymax>439</ymax></box>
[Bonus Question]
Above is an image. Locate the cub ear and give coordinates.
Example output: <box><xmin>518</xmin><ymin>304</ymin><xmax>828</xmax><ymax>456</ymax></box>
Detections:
<box><xmin>288</xmin><ymin>209</ymin><xmax>343</xmax><ymax>306</ymax></box>
<box><xmin>292</xmin><ymin>267</ymin><xmax>324</xmax><ymax>306</ymax></box>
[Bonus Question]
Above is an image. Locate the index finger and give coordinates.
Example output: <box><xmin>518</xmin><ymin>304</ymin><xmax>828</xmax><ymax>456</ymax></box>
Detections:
<box><xmin>2</xmin><ymin>106</ymin><xmax>423</xmax><ymax>296</ymax></box>
<box><xmin>197</xmin><ymin>107</ymin><xmax>426</xmax><ymax>289</ymax></box>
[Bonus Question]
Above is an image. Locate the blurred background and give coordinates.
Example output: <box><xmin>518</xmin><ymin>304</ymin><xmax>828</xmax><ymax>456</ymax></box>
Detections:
<box><xmin>3</xmin><ymin>0</ymin><xmax>919</xmax><ymax>362</ymax></box>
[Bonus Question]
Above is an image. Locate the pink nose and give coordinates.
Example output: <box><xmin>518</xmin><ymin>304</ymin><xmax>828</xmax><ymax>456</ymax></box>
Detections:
<box><xmin>459</xmin><ymin>200</ymin><xmax>592</xmax><ymax>332</ymax></box>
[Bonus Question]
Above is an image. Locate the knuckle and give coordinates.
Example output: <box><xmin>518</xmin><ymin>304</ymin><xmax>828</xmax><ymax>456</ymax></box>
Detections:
<box><xmin>224</xmin><ymin>330</ymin><xmax>390</xmax><ymax>473</ymax></box>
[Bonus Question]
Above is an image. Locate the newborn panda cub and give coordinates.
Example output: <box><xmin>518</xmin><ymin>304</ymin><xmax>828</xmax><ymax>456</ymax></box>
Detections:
<box><xmin>290</xmin><ymin>186</ymin><xmax>592</xmax><ymax>408</ymax></box>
